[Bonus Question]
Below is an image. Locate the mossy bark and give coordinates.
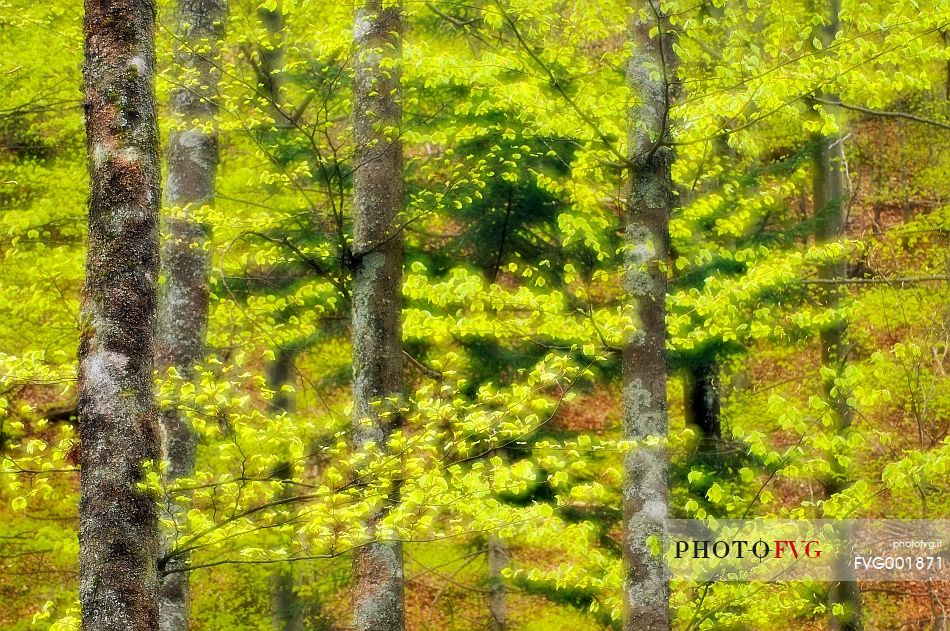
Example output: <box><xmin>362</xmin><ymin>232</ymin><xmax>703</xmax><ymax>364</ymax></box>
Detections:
<box><xmin>350</xmin><ymin>2</ymin><xmax>406</xmax><ymax>630</ymax></box>
<box><xmin>79</xmin><ymin>0</ymin><xmax>162</xmax><ymax>629</ymax></box>
<box><xmin>156</xmin><ymin>2</ymin><xmax>226</xmax><ymax>630</ymax></box>
<box><xmin>622</xmin><ymin>2</ymin><xmax>677</xmax><ymax>629</ymax></box>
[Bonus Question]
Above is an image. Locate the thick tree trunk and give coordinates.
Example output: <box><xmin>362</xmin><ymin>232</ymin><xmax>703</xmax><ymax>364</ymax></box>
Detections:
<box><xmin>487</xmin><ymin>535</ymin><xmax>509</xmax><ymax>631</ymax></box>
<box><xmin>622</xmin><ymin>2</ymin><xmax>677</xmax><ymax>629</ymax></box>
<box><xmin>351</xmin><ymin>2</ymin><xmax>406</xmax><ymax>630</ymax></box>
<box><xmin>156</xmin><ymin>2</ymin><xmax>226</xmax><ymax>629</ymax></box>
<box><xmin>812</xmin><ymin>2</ymin><xmax>861</xmax><ymax>629</ymax></box>
<box><xmin>79</xmin><ymin>1</ymin><xmax>162</xmax><ymax>629</ymax></box>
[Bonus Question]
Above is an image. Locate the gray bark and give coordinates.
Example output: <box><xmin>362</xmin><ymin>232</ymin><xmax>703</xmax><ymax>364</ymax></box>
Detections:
<box><xmin>812</xmin><ymin>2</ymin><xmax>861</xmax><ymax>629</ymax></box>
<box><xmin>156</xmin><ymin>2</ymin><xmax>226</xmax><ymax>630</ymax></box>
<box><xmin>487</xmin><ymin>535</ymin><xmax>509</xmax><ymax>631</ymax></box>
<box><xmin>812</xmin><ymin>128</ymin><xmax>852</xmax><ymax>439</ymax></box>
<box><xmin>814</xmin><ymin>129</ymin><xmax>864</xmax><ymax>631</ymax></box>
<box><xmin>79</xmin><ymin>0</ymin><xmax>162</xmax><ymax>629</ymax></box>
<box><xmin>622</xmin><ymin>2</ymin><xmax>677</xmax><ymax>629</ymax></box>
<box><xmin>351</xmin><ymin>2</ymin><xmax>406</xmax><ymax>630</ymax></box>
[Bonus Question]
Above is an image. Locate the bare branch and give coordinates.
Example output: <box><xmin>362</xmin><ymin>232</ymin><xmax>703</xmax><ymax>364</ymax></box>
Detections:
<box><xmin>812</xmin><ymin>97</ymin><xmax>950</xmax><ymax>131</ymax></box>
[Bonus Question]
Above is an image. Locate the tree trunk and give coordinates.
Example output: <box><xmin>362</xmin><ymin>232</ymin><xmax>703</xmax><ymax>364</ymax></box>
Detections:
<box><xmin>267</xmin><ymin>347</ymin><xmax>297</xmax><ymax>414</ymax></box>
<box><xmin>814</xmin><ymin>128</ymin><xmax>863</xmax><ymax>631</ymax></box>
<box><xmin>156</xmin><ymin>2</ymin><xmax>226</xmax><ymax>629</ymax></box>
<box><xmin>272</xmin><ymin>568</ymin><xmax>303</xmax><ymax>631</ymax></box>
<box><xmin>812</xmin><ymin>124</ymin><xmax>852</xmax><ymax>471</ymax></box>
<box><xmin>256</xmin><ymin>1</ymin><xmax>291</xmax><ymax>125</ymax></box>
<box><xmin>930</xmin><ymin>581</ymin><xmax>948</xmax><ymax>631</ymax></box>
<box><xmin>351</xmin><ymin>2</ymin><xmax>406</xmax><ymax>630</ymax></box>
<box><xmin>622</xmin><ymin>2</ymin><xmax>677</xmax><ymax>630</ymax></box>
<box><xmin>266</xmin><ymin>348</ymin><xmax>305</xmax><ymax>631</ymax></box>
<box><xmin>683</xmin><ymin>360</ymin><xmax>722</xmax><ymax>445</ymax></box>
<box><xmin>247</xmin><ymin>6</ymin><xmax>311</xmax><ymax>626</ymax></box>
<box><xmin>487</xmin><ymin>535</ymin><xmax>509</xmax><ymax>631</ymax></box>
<box><xmin>79</xmin><ymin>1</ymin><xmax>162</xmax><ymax>629</ymax></box>
<box><xmin>812</xmin><ymin>2</ymin><xmax>861</xmax><ymax>629</ymax></box>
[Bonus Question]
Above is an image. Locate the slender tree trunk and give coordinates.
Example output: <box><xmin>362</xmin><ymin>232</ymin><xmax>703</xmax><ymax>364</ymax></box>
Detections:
<box><xmin>267</xmin><ymin>347</ymin><xmax>296</xmax><ymax>417</ymax></box>
<box><xmin>811</xmin><ymin>2</ymin><xmax>861</xmax><ymax>629</ymax></box>
<box><xmin>266</xmin><ymin>348</ymin><xmax>305</xmax><ymax>631</ymax></box>
<box><xmin>266</xmin><ymin>345</ymin><xmax>334</xmax><ymax>631</ymax></box>
<box><xmin>272</xmin><ymin>568</ymin><xmax>303</xmax><ymax>631</ymax></box>
<box><xmin>257</xmin><ymin>1</ymin><xmax>290</xmax><ymax>125</ymax></box>
<box><xmin>812</xmin><ymin>127</ymin><xmax>852</xmax><ymax>452</ymax></box>
<box><xmin>814</xmin><ymin>130</ymin><xmax>863</xmax><ymax>630</ymax></box>
<box><xmin>156</xmin><ymin>2</ymin><xmax>226</xmax><ymax>629</ymax></box>
<box><xmin>248</xmin><ymin>7</ymin><xmax>311</xmax><ymax>626</ymax></box>
<box><xmin>79</xmin><ymin>1</ymin><xmax>162</xmax><ymax>629</ymax></box>
<box><xmin>351</xmin><ymin>2</ymin><xmax>406</xmax><ymax>630</ymax></box>
<box><xmin>930</xmin><ymin>583</ymin><xmax>948</xmax><ymax>631</ymax></box>
<box><xmin>258</xmin><ymin>4</ymin><xmax>284</xmax><ymax>88</ymax></box>
<box><xmin>814</xmin><ymin>125</ymin><xmax>863</xmax><ymax>629</ymax></box>
<box><xmin>683</xmin><ymin>360</ymin><xmax>722</xmax><ymax>445</ymax></box>
<box><xmin>622</xmin><ymin>2</ymin><xmax>677</xmax><ymax>630</ymax></box>
<box><xmin>487</xmin><ymin>535</ymin><xmax>509</xmax><ymax>631</ymax></box>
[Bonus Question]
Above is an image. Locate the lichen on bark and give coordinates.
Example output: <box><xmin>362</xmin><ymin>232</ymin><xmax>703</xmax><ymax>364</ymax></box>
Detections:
<box><xmin>156</xmin><ymin>1</ymin><xmax>227</xmax><ymax>630</ymax></box>
<box><xmin>349</xmin><ymin>2</ymin><xmax>407</xmax><ymax>630</ymax></box>
<box><xmin>621</xmin><ymin>2</ymin><xmax>678</xmax><ymax>630</ymax></box>
<box><xmin>79</xmin><ymin>1</ymin><xmax>162</xmax><ymax>629</ymax></box>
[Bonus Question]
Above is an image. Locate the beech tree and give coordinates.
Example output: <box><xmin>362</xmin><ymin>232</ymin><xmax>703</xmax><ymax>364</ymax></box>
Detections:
<box><xmin>266</xmin><ymin>347</ymin><xmax>306</xmax><ymax>631</ymax></box>
<box><xmin>622</xmin><ymin>1</ymin><xmax>678</xmax><ymax>629</ymax></box>
<box><xmin>156</xmin><ymin>1</ymin><xmax>227</xmax><ymax>629</ymax></box>
<box><xmin>2</xmin><ymin>1</ymin><xmax>949</xmax><ymax>630</ymax></box>
<box><xmin>78</xmin><ymin>0</ymin><xmax>162</xmax><ymax>629</ymax></box>
<box><xmin>811</xmin><ymin>1</ymin><xmax>863</xmax><ymax>629</ymax></box>
<box><xmin>351</xmin><ymin>1</ymin><xmax>407</xmax><ymax>629</ymax></box>
<box><xmin>487</xmin><ymin>535</ymin><xmax>510</xmax><ymax>631</ymax></box>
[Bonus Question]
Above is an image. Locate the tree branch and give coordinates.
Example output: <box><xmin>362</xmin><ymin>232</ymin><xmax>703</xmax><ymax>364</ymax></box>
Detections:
<box><xmin>802</xmin><ymin>275</ymin><xmax>949</xmax><ymax>285</ymax></box>
<box><xmin>813</xmin><ymin>97</ymin><xmax>950</xmax><ymax>131</ymax></box>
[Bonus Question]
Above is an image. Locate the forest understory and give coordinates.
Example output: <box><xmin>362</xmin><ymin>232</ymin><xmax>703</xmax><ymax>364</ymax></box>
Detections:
<box><xmin>1</xmin><ymin>0</ymin><xmax>948</xmax><ymax>630</ymax></box>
